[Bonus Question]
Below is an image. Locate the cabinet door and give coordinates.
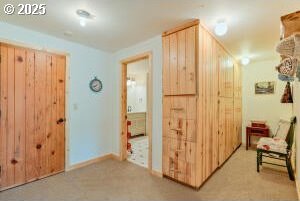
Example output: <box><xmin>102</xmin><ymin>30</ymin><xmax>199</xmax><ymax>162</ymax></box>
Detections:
<box><xmin>218</xmin><ymin>48</ymin><xmax>233</xmax><ymax>98</ymax></box>
<box><xmin>163</xmin><ymin>138</ymin><xmax>196</xmax><ymax>186</ymax></box>
<box><xmin>234</xmin><ymin>98</ymin><xmax>242</xmax><ymax>148</ymax></box>
<box><xmin>185</xmin><ymin>26</ymin><xmax>196</xmax><ymax>94</ymax></box>
<box><xmin>169</xmin><ymin>33</ymin><xmax>178</xmax><ymax>95</ymax></box>
<box><xmin>162</xmin><ymin>36</ymin><xmax>171</xmax><ymax>95</ymax></box>
<box><xmin>234</xmin><ymin>62</ymin><xmax>242</xmax><ymax>98</ymax></box>
<box><xmin>218</xmin><ymin>97</ymin><xmax>234</xmax><ymax>165</ymax></box>
<box><xmin>162</xmin><ymin>26</ymin><xmax>197</xmax><ymax>95</ymax></box>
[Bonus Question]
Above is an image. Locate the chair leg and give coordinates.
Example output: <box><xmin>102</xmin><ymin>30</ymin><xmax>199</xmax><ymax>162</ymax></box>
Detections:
<box><xmin>286</xmin><ymin>154</ymin><xmax>295</xmax><ymax>181</ymax></box>
<box><xmin>260</xmin><ymin>151</ymin><xmax>263</xmax><ymax>165</ymax></box>
<box><xmin>257</xmin><ymin>150</ymin><xmax>260</xmax><ymax>172</ymax></box>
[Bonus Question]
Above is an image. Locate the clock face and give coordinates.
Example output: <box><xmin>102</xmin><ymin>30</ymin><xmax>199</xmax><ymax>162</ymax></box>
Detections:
<box><xmin>90</xmin><ymin>78</ymin><xmax>103</xmax><ymax>92</ymax></box>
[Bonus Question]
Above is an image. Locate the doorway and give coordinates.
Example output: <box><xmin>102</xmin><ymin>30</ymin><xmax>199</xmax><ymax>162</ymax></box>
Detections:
<box><xmin>120</xmin><ymin>52</ymin><xmax>152</xmax><ymax>171</ymax></box>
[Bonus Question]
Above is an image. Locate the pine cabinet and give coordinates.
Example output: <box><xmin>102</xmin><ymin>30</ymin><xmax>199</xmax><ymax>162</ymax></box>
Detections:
<box><xmin>162</xmin><ymin>20</ymin><xmax>242</xmax><ymax>188</ymax></box>
<box><xmin>163</xmin><ymin>26</ymin><xmax>197</xmax><ymax>95</ymax></box>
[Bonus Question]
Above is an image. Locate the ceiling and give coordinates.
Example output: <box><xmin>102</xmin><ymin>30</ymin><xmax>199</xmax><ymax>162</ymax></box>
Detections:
<box><xmin>1</xmin><ymin>0</ymin><xmax>300</xmax><ymax>62</ymax></box>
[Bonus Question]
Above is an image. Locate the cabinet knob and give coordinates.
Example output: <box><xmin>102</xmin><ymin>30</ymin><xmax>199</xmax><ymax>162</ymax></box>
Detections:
<box><xmin>36</xmin><ymin>144</ymin><xmax>42</xmax><ymax>149</ymax></box>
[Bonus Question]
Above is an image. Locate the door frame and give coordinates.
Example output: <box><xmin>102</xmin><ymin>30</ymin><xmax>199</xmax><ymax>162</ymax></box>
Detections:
<box><xmin>120</xmin><ymin>51</ymin><xmax>153</xmax><ymax>171</ymax></box>
<box><xmin>0</xmin><ymin>38</ymin><xmax>70</xmax><ymax>171</ymax></box>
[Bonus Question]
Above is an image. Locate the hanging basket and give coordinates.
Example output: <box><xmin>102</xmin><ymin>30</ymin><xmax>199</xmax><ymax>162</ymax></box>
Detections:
<box><xmin>275</xmin><ymin>56</ymin><xmax>298</xmax><ymax>76</ymax></box>
<box><xmin>276</xmin><ymin>36</ymin><xmax>295</xmax><ymax>56</ymax></box>
<box><xmin>294</xmin><ymin>34</ymin><xmax>300</xmax><ymax>59</ymax></box>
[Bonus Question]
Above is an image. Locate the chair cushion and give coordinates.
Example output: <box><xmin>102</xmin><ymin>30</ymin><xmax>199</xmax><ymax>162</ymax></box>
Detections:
<box><xmin>274</xmin><ymin>119</ymin><xmax>291</xmax><ymax>139</ymax></box>
<box><xmin>257</xmin><ymin>137</ymin><xmax>288</xmax><ymax>154</ymax></box>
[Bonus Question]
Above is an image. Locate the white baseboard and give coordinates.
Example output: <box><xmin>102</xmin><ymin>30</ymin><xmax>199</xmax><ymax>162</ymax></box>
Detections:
<box><xmin>66</xmin><ymin>154</ymin><xmax>115</xmax><ymax>171</ymax></box>
<box><xmin>151</xmin><ymin>169</ymin><xmax>163</xmax><ymax>178</ymax></box>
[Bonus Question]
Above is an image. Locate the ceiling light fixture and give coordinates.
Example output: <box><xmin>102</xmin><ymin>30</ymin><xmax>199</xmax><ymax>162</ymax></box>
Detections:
<box><xmin>214</xmin><ymin>20</ymin><xmax>228</xmax><ymax>36</ymax></box>
<box><xmin>241</xmin><ymin>57</ymin><xmax>250</xmax><ymax>66</ymax></box>
<box><xmin>79</xmin><ymin>18</ymin><xmax>86</xmax><ymax>27</ymax></box>
<box><xmin>76</xmin><ymin>9</ymin><xmax>95</xmax><ymax>27</ymax></box>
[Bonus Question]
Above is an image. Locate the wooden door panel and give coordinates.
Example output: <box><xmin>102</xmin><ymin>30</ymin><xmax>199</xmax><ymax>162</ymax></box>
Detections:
<box><xmin>218</xmin><ymin>97</ymin><xmax>234</xmax><ymax>165</ymax></box>
<box><xmin>25</xmin><ymin>50</ymin><xmax>38</xmax><ymax>182</ymax></box>
<box><xmin>35</xmin><ymin>52</ymin><xmax>48</xmax><ymax>177</ymax></box>
<box><xmin>218</xmin><ymin>48</ymin><xmax>233</xmax><ymax>98</ymax></box>
<box><xmin>169</xmin><ymin>33</ymin><xmax>178</xmax><ymax>95</ymax></box>
<box><xmin>7</xmin><ymin>46</ymin><xmax>15</xmax><ymax>187</ymax></box>
<box><xmin>46</xmin><ymin>55</ymin><xmax>53</xmax><ymax>174</ymax></box>
<box><xmin>225</xmin><ymin>100</ymin><xmax>234</xmax><ymax>157</ymax></box>
<box><xmin>14</xmin><ymin>48</ymin><xmax>26</xmax><ymax>184</ymax></box>
<box><xmin>234</xmin><ymin>62</ymin><xmax>242</xmax><ymax>98</ymax></box>
<box><xmin>49</xmin><ymin>56</ymin><xmax>58</xmax><ymax>173</ymax></box>
<box><xmin>56</xmin><ymin>56</ymin><xmax>66</xmax><ymax>171</ymax></box>
<box><xmin>0</xmin><ymin>45</ymin><xmax>66</xmax><ymax>190</ymax></box>
<box><xmin>178</xmin><ymin>30</ymin><xmax>186</xmax><ymax>94</ymax></box>
<box><xmin>185</xmin><ymin>26</ymin><xmax>196</xmax><ymax>94</ymax></box>
<box><xmin>234</xmin><ymin>98</ymin><xmax>242</xmax><ymax>148</ymax></box>
<box><xmin>0</xmin><ymin>45</ymin><xmax>8</xmax><ymax>188</ymax></box>
<box><xmin>163</xmin><ymin>36</ymin><xmax>171</xmax><ymax>95</ymax></box>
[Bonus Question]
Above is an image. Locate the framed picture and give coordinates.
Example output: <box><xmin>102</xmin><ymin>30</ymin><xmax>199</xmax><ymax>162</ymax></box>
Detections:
<box><xmin>255</xmin><ymin>81</ymin><xmax>275</xmax><ymax>94</ymax></box>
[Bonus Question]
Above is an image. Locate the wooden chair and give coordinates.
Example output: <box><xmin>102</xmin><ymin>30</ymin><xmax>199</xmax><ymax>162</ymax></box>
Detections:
<box><xmin>256</xmin><ymin>116</ymin><xmax>297</xmax><ymax>180</ymax></box>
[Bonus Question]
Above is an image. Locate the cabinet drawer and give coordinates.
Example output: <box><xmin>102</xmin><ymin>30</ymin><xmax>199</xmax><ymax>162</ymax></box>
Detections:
<box><xmin>163</xmin><ymin>96</ymin><xmax>196</xmax><ymax>120</ymax></box>
<box><xmin>163</xmin><ymin>154</ymin><xmax>196</xmax><ymax>186</ymax></box>
<box><xmin>163</xmin><ymin>118</ymin><xmax>196</xmax><ymax>142</ymax></box>
<box><xmin>163</xmin><ymin>137</ymin><xmax>196</xmax><ymax>163</ymax></box>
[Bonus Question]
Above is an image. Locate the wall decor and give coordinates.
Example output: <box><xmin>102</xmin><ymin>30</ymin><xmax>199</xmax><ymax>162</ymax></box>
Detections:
<box><xmin>89</xmin><ymin>76</ymin><xmax>103</xmax><ymax>92</ymax></box>
<box><xmin>255</xmin><ymin>81</ymin><xmax>275</xmax><ymax>94</ymax></box>
<box><xmin>281</xmin><ymin>82</ymin><xmax>293</xmax><ymax>103</ymax></box>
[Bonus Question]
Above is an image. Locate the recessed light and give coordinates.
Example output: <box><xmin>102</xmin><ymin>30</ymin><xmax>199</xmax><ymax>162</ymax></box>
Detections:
<box><xmin>214</xmin><ymin>20</ymin><xmax>228</xmax><ymax>36</ymax></box>
<box><xmin>241</xmin><ymin>57</ymin><xmax>250</xmax><ymax>66</ymax></box>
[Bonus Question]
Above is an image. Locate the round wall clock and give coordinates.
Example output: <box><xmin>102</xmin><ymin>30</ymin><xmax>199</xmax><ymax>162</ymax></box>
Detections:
<box><xmin>89</xmin><ymin>77</ymin><xmax>103</xmax><ymax>93</ymax></box>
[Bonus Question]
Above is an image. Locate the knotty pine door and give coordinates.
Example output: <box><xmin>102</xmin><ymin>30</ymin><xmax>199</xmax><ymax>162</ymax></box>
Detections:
<box><xmin>162</xmin><ymin>26</ymin><xmax>197</xmax><ymax>95</ymax></box>
<box><xmin>0</xmin><ymin>44</ymin><xmax>66</xmax><ymax>190</ymax></box>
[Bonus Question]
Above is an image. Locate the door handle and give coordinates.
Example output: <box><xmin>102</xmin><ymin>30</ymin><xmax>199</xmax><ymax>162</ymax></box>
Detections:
<box><xmin>57</xmin><ymin>118</ymin><xmax>66</xmax><ymax>124</ymax></box>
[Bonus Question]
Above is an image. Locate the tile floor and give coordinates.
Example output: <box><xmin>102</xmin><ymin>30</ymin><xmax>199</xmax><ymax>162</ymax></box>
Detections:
<box><xmin>127</xmin><ymin>136</ymin><xmax>148</xmax><ymax>167</ymax></box>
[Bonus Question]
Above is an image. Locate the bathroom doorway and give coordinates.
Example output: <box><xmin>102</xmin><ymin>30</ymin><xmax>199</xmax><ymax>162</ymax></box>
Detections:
<box><xmin>120</xmin><ymin>52</ymin><xmax>152</xmax><ymax>170</ymax></box>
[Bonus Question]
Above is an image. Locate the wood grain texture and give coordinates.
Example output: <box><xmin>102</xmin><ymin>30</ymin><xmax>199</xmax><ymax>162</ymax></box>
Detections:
<box><xmin>169</xmin><ymin>33</ymin><xmax>178</xmax><ymax>95</ymax></box>
<box><xmin>56</xmin><ymin>56</ymin><xmax>66</xmax><ymax>171</ymax></box>
<box><xmin>25</xmin><ymin>50</ymin><xmax>38</xmax><ymax>182</ymax></box>
<box><xmin>14</xmin><ymin>48</ymin><xmax>26</xmax><ymax>185</ymax></box>
<box><xmin>0</xmin><ymin>45</ymin><xmax>8</xmax><ymax>188</ymax></box>
<box><xmin>7</xmin><ymin>46</ymin><xmax>15</xmax><ymax>186</ymax></box>
<box><xmin>162</xmin><ymin>21</ymin><xmax>241</xmax><ymax>188</ymax></box>
<box><xmin>162</xmin><ymin>36</ymin><xmax>171</xmax><ymax>95</ymax></box>
<box><xmin>234</xmin><ymin>62</ymin><xmax>242</xmax><ymax>98</ymax></box>
<box><xmin>0</xmin><ymin>44</ymin><xmax>66</xmax><ymax>191</ymax></box>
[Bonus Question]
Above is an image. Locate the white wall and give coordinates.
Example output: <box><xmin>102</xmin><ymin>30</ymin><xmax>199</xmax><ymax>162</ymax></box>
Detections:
<box><xmin>127</xmin><ymin>75</ymin><xmax>147</xmax><ymax>113</ymax></box>
<box><xmin>127</xmin><ymin>60</ymin><xmax>148</xmax><ymax>113</ymax></box>
<box><xmin>0</xmin><ymin>22</ymin><xmax>113</xmax><ymax>167</ymax></box>
<box><xmin>242</xmin><ymin>59</ymin><xmax>293</xmax><ymax>143</ymax></box>
<box><xmin>111</xmin><ymin>36</ymin><xmax>163</xmax><ymax>172</ymax></box>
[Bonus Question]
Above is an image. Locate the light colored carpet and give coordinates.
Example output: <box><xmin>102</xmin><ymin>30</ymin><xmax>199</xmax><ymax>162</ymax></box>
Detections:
<box><xmin>128</xmin><ymin>136</ymin><xmax>148</xmax><ymax>167</ymax></box>
<box><xmin>0</xmin><ymin>147</ymin><xmax>297</xmax><ymax>201</ymax></box>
